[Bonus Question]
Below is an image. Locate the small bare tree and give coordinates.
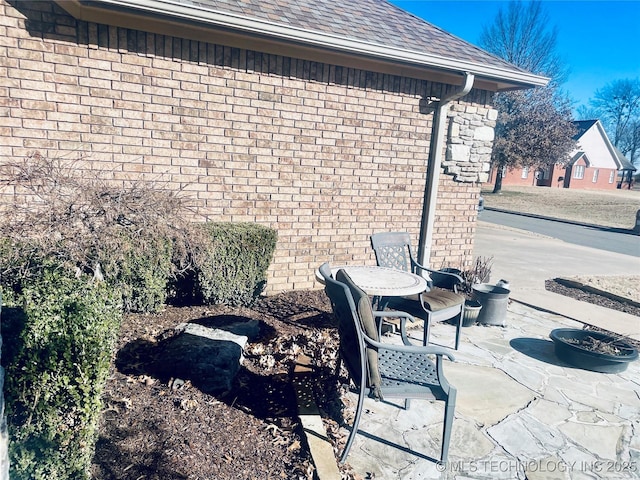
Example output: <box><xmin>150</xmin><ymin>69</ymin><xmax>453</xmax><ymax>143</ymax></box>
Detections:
<box><xmin>479</xmin><ymin>1</ymin><xmax>576</xmax><ymax>193</ymax></box>
<box><xmin>589</xmin><ymin>79</ymin><xmax>640</xmax><ymax>168</ymax></box>
<box><xmin>0</xmin><ymin>152</ymin><xmax>202</xmax><ymax>310</ymax></box>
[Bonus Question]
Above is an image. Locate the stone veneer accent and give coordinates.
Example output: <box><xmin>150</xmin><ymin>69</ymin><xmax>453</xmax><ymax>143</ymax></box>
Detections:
<box><xmin>445</xmin><ymin>103</ymin><xmax>497</xmax><ymax>184</ymax></box>
<box><xmin>0</xmin><ymin>0</ymin><xmax>497</xmax><ymax>294</ymax></box>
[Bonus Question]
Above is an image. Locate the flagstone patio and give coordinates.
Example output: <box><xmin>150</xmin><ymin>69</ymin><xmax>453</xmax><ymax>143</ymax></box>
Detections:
<box><xmin>340</xmin><ymin>300</ymin><xmax>639</xmax><ymax>479</ymax></box>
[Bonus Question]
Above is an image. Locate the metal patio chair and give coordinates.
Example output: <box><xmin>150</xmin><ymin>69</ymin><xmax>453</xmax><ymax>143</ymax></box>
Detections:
<box><xmin>370</xmin><ymin>232</ymin><xmax>465</xmax><ymax>349</ymax></box>
<box><xmin>320</xmin><ymin>263</ymin><xmax>457</xmax><ymax>464</ymax></box>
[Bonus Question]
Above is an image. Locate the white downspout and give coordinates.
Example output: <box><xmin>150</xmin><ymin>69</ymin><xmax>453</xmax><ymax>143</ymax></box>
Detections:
<box><xmin>417</xmin><ymin>73</ymin><xmax>475</xmax><ymax>269</ymax></box>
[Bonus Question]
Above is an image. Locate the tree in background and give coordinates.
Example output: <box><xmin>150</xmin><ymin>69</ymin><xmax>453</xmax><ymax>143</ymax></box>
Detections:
<box><xmin>582</xmin><ymin>79</ymin><xmax>640</xmax><ymax>167</ymax></box>
<box><xmin>492</xmin><ymin>88</ymin><xmax>576</xmax><ymax>192</ymax></box>
<box><xmin>479</xmin><ymin>1</ymin><xmax>576</xmax><ymax>193</ymax></box>
<box><xmin>479</xmin><ymin>1</ymin><xmax>567</xmax><ymax>87</ymax></box>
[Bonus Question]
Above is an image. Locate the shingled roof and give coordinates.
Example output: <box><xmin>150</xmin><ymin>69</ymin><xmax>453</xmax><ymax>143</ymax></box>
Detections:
<box><xmin>572</xmin><ymin>119</ymin><xmax>599</xmax><ymax>140</ymax></box>
<box><xmin>63</xmin><ymin>0</ymin><xmax>548</xmax><ymax>89</ymax></box>
<box><xmin>177</xmin><ymin>0</ymin><xmax>520</xmax><ymax>69</ymax></box>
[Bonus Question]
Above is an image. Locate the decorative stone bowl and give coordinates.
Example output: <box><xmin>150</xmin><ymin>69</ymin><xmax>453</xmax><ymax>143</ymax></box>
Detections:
<box><xmin>550</xmin><ymin>328</ymin><xmax>638</xmax><ymax>374</ymax></box>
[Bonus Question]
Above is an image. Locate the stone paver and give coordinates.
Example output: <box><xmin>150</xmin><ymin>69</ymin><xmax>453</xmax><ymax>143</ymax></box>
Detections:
<box><xmin>444</xmin><ymin>363</ymin><xmax>536</xmax><ymax>427</ymax></box>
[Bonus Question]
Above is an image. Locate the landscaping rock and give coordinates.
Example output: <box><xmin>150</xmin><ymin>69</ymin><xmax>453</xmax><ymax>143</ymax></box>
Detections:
<box><xmin>159</xmin><ymin>321</ymin><xmax>257</xmax><ymax>394</ymax></box>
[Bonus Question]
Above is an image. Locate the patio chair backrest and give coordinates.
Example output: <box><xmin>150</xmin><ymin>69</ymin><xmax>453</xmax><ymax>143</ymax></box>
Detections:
<box><xmin>323</xmin><ymin>266</ymin><xmax>382</xmax><ymax>395</ymax></box>
<box><xmin>318</xmin><ymin>262</ymin><xmax>332</xmax><ymax>283</ymax></box>
<box><xmin>370</xmin><ymin>232</ymin><xmax>414</xmax><ymax>273</ymax></box>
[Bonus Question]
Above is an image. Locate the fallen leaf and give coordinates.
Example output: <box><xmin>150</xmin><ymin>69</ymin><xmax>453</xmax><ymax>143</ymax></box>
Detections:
<box><xmin>287</xmin><ymin>440</ymin><xmax>301</xmax><ymax>452</ymax></box>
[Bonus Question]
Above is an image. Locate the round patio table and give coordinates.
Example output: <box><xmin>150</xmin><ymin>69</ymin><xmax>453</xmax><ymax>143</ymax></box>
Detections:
<box><xmin>315</xmin><ymin>265</ymin><xmax>427</xmax><ymax>297</ymax></box>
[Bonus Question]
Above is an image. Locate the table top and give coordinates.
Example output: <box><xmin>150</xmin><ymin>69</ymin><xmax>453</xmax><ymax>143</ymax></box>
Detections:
<box><xmin>316</xmin><ymin>265</ymin><xmax>428</xmax><ymax>297</ymax></box>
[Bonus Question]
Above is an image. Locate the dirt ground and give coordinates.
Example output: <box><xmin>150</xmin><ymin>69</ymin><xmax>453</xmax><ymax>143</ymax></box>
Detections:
<box><xmin>92</xmin><ymin>276</ymin><xmax>639</xmax><ymax>479</ymax></box>
<box><xmin>91</xmin><ymin>290</ymin><xmax>348</xmax><ymax>480</ymax></box>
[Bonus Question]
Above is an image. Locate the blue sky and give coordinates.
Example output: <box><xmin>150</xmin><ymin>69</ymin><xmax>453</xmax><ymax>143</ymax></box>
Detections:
<box><xmin>389</xmin><ymin>1</ymin><xmax>640</xmax><ymax>111</ymax></box>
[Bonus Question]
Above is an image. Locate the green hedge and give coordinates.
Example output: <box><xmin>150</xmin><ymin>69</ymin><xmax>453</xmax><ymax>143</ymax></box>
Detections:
<box><xmin>98</xmin><ymin>232</ymin><xmax>174</xmax><ymax>313</ymax></box>
<box><xmin>194</xmin><ymin>222</ymin><xmax>277</xmax><ymax>306</ymax></box>
<box><xmin>2</xmin><ymin>265</ymin><xmax>122</xmax><ymax>480</ymax></box>
<box><xmin>0</xmin><ymin>221</ymin><xmax>277</xmax><ymax>478</ymax></box>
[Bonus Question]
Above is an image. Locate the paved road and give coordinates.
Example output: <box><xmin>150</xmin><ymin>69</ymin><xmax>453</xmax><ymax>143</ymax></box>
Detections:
<box><xmin>479</xmin><ymin>209</ymin><xmax>640</xmax><ymax>257</ymax></box>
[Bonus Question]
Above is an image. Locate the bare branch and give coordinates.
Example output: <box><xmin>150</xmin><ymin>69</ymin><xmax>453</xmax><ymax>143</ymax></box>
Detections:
<box><xmin>0</xmin><ymin>152</ymin><xmax>203</xmax><ymax>281</ymax></box>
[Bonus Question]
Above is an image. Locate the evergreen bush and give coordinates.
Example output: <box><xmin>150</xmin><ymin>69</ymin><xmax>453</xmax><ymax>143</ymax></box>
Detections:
<box><xmin>0</xmin><ymin>153</ymin><xmax>197</xmax><ymax>313</ymax></box>
<box><xmin>0</xmin><ymin>153</ymin><xmax>281</xmax><ymax>479</ymax></box>
<box><xmin>1</xmin><ymin>263</ymin><xmax>122</xmax><ymax>480</ymax></box>
<box><xmin>193</xmin><ymin>222</ymin><xmax>277</xmax><ymax>306</ymax></box>
<box><xmin>97</xmin><ymin>232</ymin><xmax>174</xmax><ymax>313</ymax></box>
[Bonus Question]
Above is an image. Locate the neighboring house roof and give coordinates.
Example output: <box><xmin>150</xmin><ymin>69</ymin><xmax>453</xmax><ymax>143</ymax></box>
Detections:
<box><xmin>613</xmin><ymin>146</ymin><xmax>637</xmax><ymax>171</ymax></box>
<box><xmin>571</xmin><ymin>120</ymin><xmax>624</xmax><ymax>170</ymax></box>
<box><xmin>569</xmin><ymin>151</ymin><xmax>589</xmax><ymax>167</ymax></box>
<box><xmin>58</xmin><ymin>0</ymin><xmax>548</xmax><ymax>91</ymax></box>
<box><xmin>572</xmin><ymin>119</ymin><xmax>598</xmax><ymax>140</ymax></box>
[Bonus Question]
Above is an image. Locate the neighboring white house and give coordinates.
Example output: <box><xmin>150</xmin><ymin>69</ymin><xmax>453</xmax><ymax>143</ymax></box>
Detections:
<box><xmin>562</xmin><ymin>120</ymin><xmax>634</xmax><ymax>190</ymax></box>
<box><xmin>487</xmin><ymin>119</ymin><xmax>635</xmax><ymax>189</ymax></box>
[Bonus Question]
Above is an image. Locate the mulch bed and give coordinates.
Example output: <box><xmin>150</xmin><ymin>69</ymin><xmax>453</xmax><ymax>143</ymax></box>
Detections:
<box><xmin>91</xmin><ymin>290</ymin><xmax>352</xmax><ymax>480</ymax></box>
<box><xmin>92</xmin><ymin>281</ymin><xmax>638</xmax><ymax>479</ymax></box>
<box><xmin>545</xmin><ymin>279</ymin><xmax>640</xmax><ymax>349</ymax></box>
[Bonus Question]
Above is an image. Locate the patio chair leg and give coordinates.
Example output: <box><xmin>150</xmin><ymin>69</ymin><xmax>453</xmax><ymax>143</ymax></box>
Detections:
<box><xmin>340</xmin><ymin>381</ymin><xmax>366</xmax><ymax>464</ymax></box>
<box><xmin>423</xmin><ymin>312</ymin><xmax>432</xmax><ymax>346</ymax></box>
<box><xmin>454</xmin><ymin>309</ymin><xmax>463</xmax><ymax>350</ymax></box>
<box><xmin>440</xmin><ymin>388</ymin><xmax>457</xmax><ymax>463</ymax></box>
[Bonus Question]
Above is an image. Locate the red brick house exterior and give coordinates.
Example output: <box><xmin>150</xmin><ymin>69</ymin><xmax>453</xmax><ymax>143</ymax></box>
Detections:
<box><xmin>0</xmin><ymin>0</ymin><xmax>545</xmax><ymax>293</ymax></box>
<box><xmin>487</xmin><ymin>120</ymin><xmax>632</xmax><ymax>190</ymax></box>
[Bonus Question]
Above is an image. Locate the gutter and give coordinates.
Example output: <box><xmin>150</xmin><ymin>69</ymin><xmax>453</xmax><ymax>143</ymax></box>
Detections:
<box><xmin>417</xmin><ymin>73</ymin><xmax>475</xmax><ymax>269</ymax></box>
<box><xmin>70</xmin><ymin>0</ymin><xmax>548</xmax><ymax>88</ymax></box>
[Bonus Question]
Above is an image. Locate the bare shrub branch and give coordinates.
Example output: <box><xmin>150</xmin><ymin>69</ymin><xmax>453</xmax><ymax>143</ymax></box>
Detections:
<box><xmin>0</xmin><ymin>151</ymin><xmax>202</xmax><ymax>283</ymax></box>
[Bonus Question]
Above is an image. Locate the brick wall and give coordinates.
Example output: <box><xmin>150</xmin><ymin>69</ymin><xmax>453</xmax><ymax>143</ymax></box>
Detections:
<box><xmin>566</xmin><ymin>161</ymin><xmax>618</xmax><ymax>190</ymax></box>
<box><xmin>486</xmin><ymin>165</ymin><xmax>543</xmax><ymax>188</ymax></box>
<box><xmin>0</xmin><ymin>0</ymin><xmax>495</xmax><ymax>293</ymax></box>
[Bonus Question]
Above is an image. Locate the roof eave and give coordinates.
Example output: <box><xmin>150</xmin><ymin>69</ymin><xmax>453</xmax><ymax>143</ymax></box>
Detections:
<box><xmin>593</xmin><ymin>121</ymin><xmax>625</xmax><ymax>170</ymax></box>
<box><xmin>63</xmin><ymin>0</ymin><xmax>548</xmax><ymax>90</ymax></box>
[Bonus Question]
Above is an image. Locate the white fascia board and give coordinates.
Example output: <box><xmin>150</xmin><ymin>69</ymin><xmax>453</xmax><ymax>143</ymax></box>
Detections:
<box><xmin>83</xmin><ymin>0</ymin><xmax>548</xmax><ymax>88</ymax></box>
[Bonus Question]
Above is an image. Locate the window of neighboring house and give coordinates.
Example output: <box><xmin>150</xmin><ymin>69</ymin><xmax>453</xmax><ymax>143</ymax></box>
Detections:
<box><xmin>609</xmin><ymin>170</ymin><xmax>615</xmax><ymax>183</ymax></box>
<box><xmin>501</xmin><ymin>165</ymin><xmax>507</xmax><ymax>177</ymax></box>
<box><xmin>592</xmin><ymin>169</ymin><xmax>599</xmax><ymax>183</ymax></box>
<box><xmin>573</xmin><ymin>165</ymin><xmax>585</xmax><ymax>179</ymax></box>
<box><xmin>521</xmin><ymin>166</ymin><xmax>529</xmax><ymax>178</ymax></box>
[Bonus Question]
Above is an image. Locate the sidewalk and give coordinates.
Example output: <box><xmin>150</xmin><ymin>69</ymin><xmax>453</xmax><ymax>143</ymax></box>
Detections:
<box><xmin>475</xmin><ymin>221</ymin><xmax>640</xmax><ymax>340</ymax></box>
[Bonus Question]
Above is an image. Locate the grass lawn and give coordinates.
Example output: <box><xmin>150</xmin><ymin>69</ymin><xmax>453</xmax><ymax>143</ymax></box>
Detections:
<box><xmin>481</xmin><ymin>186</ymin><xmax>640</xmax><ymax>229</ymax></box>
